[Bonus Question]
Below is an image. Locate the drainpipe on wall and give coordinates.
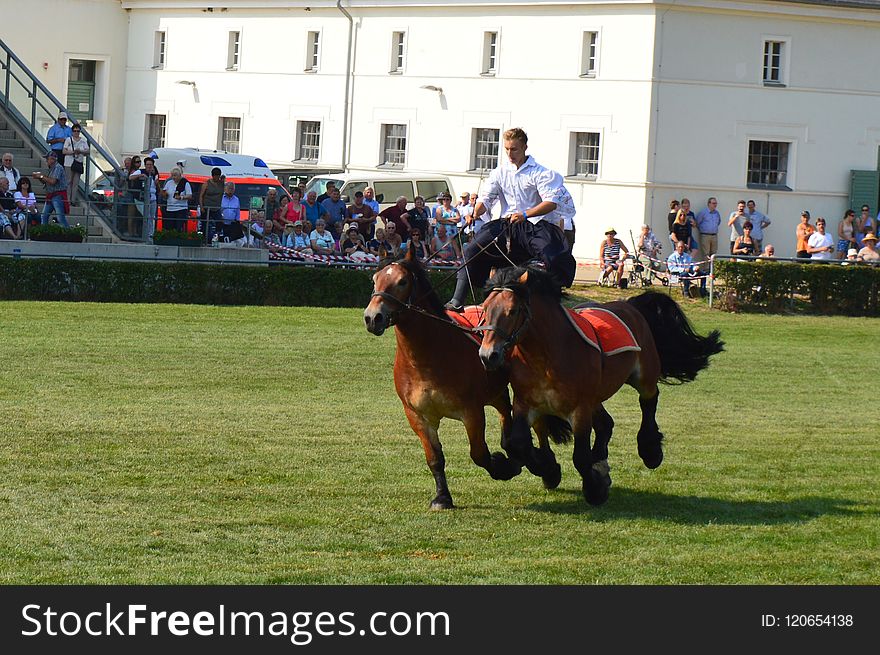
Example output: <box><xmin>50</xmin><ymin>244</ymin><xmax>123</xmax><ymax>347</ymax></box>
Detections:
<box><xmin>337</xmin><ymin>0</ymin><xmax>354</xmax><ymax>172</ymax></box>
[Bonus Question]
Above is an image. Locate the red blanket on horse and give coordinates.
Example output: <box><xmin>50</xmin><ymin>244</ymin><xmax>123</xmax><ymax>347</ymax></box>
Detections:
<box><xmin>565</xmin><ymin>307</ymin><xmax>641</xmax><ymax>356</ymax></box>
<box><xmin>446</xmin><ymin>306</ymin><xmax>485</xmax><ymax>346</ymax></box>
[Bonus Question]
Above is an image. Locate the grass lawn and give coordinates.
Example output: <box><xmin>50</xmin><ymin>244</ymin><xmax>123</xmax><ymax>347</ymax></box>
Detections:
<box><xmin>0</xmin><ymin>289</ymin><xmax>877</xmax><ymax>584</ymax></box>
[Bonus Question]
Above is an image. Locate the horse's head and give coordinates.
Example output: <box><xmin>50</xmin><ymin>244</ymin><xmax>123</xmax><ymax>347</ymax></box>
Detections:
<box><xmin>364</xmin><ymin>249</ymin><xmax>418</xmax><ymax>336</ymax></box>
<box><xmin>478</xmin><ymin>269</ymin><xmax>531</xmax><ymax>370</ymax></box>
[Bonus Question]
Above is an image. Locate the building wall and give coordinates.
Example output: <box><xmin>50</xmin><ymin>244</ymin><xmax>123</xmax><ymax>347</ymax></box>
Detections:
<box><xmin>0</xmin><ymin>0</ymin><xmax>130</xmax><ymax>153</ymax></box>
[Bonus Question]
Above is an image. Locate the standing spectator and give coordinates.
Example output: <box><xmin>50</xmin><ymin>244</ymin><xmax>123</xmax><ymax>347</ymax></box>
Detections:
<box><xmin>746</xmin><ymin>200</ymin><xmax>771</xmax><ymax>253</ymax></box>
<box><xmin>807</xmin><ymin>217</ymin><xmax>834</xmax><ymax>260</ymax></box>
<box><xmin>33</xmin><ymin>152</ymin><xmax>69</xmax><ymax>227</ymax></box>
<box><xmin>303</xmin><ymin>190</ymin><xmax>328</xmax><ymax>227</ymax></box>
<box><xmin>836</xmin><ymin>209</ymin><xmax>857</xmax><ymax>260</ymax></box>
<box><xmin>857</xmin><ymin>233</ymin><xmax>879</xmax><ymax>261</ymax></box>
<box><xmin>125</xmin><ymin>155</ymin><xmax>144</xmax><ymax>237</ymax></box>
<box><xmin>695</xmin><ymin>197</ymin><xmax>721</xmax><ymax>262</ymax></box>
<box><xmin>273</xmin><ymin>195</ymin><xmax>291</xmax><ymax>235</ymax></box>
<box><xmin>263</xmin><ymin>187</ymin><xmax>280</xmax><ymax>228</ymax></box>
<box><xmin>599</xmin><ymin>227</ymin><xmax>628</xmax><ymax>287</ymax></box>
<box><xmin>316</xmin><ymin>181</ymin><xmax>336</xmax><ymax>203</ymax></box>
<box><xmin>282</xmin><ymin>188</ymin><xmax>306</xmax><ymax>227</ymax></box>
<box><xmin>462</xmin><ymin>192</ymin><xmax>486</xmax><ymax>238</ymax></box>
<box><xmin>383</xmin><ymin>221</ymin><xmax>403</xmax><ymax>255</ymax></box>
<box><xmin>670</xmin><ymin>209</ymin><xmax>697</xmax><ymax>255</ymax></box>
<box><xmin>1</xmin><ymin>153</ymin><xmax>21</xmax><ymax>189</ymax></box>
<box><xmin>667</xmin><ymin>239</ymin><xmax>705</xmax><ymax>297</ymax></box>
<box><xmin>795</xmin><ymin>210</ymin><xmax>814</xmax><ymax>259</ymax></box>
<box><xmin>160</xmin><ymin>167</ymin><xmax>191</xmax><ymax>232</ymax></box>
<box><xmin>408</xmin><ymin>195</ymin><xmax>431</xmax><ymax>240</ymax></box>
<box><xmin>199</xmin><ymin>167</ymin><xmax>225</xmax><ymax>242</ymax></box>
<box><xmin>855</xmin><ymin>204</ymin><xmax>876</xmax><ymax>248</ymax></box>
<box><xmin>285</xmin><ymin>220</ymin><xmax>312</xmax><ymax>252</ymax></box>
<box><xmin>219</xmin><ymin>181</ymin><xmax>245</xmax><ymax>244</ymax></box>
<box><xmin>433</xmin><ymin>192</ymin><xmax>459</xmax><ymax>239</ymax></box>
<box><xmin>309</xmin><ymin>219</ymin><xmax>337</xmax><ymax>254</ymax></box>
<box><xmin>666</xmin><ymin>199</ymin><xmax>681</xmax><ymax>240</ymax></box>
<box><xmin>346</xmin><ymin>190</ymin><xmax>376</xmax><ymax>238</ymax></box>
<box><xmin>141</xmin><ymin>156</ymin><xmax>160</xmax><ymax>241</ymax></box>
<box><xmin>13</xmin><ymin>176</ymin><xmax>38</xmax><ymax>233</ymax></box>
<box><xmin>727</xmin><ymin>200</ymin><xmax>747</xmax><ymax>254</ymax></box>
<box><xmin>380</xmin><ymin>195</ymin><xmax>413</xmax><ymax>240</ymax></box>
<box><xmin>732</xmin><ymin>221</ymin><xmax>758</xmax><ymax>258</ymax></box>
<box><xmin>363</xmin><ymin>186</ymin><xmax>380</xmax><ymax>214</ymax></box>
<box><xmin>320</xmin><ymin>187</ymin><xmax>347</xmax><ymax>239</ymax></box>
<box><xmin>61</xmin><ymin>123</ymin><xmax>89</xmax><ymax>206</ymax></box>
<box><xmin>431</xmin><ymin>224</ymin><xmax>462</xmax><ymax>262</ymax></box>
<box><xmin>456</xmin><ymin>192</ymin><xmax>472</xmax><ymax>241</ymax></box>
<box><xmin>367</xmin><ymin>227</ymin><xmax>393</xmax><ymax>257</ymax></box>
<box><xmin>45</xmin><ymin>112</ymin><xmax>72</xmax><ymax>161</ymax></box>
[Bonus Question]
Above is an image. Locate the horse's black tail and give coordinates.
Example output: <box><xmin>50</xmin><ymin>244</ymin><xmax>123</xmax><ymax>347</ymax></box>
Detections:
<box><xmin>543</xmin><ymin>415</ymin><xmax>573</xmax><ymax>445</ymax></box>
<box><xmin>627</xmin><ymin>291</ymin><xmax>724</xmax><ymax>384</ymax></box>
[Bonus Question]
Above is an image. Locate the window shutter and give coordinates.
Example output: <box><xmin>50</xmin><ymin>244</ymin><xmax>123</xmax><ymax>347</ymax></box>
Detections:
<box><xmin>849</xmin><ymin>170</ymin><xmax>879</xmax><ymax>214</ymax></box>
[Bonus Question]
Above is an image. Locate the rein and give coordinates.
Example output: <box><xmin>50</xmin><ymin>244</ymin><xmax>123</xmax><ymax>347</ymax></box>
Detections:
<box><xmin>472</xmin><ymin>286</ymin><xmax>532</xmax><ymax>352</ymax></box>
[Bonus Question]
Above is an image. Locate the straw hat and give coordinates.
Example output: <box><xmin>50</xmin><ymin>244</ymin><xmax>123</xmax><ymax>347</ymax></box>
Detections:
<box><xmin>604</xmin><ymin>227</ymin><xmax>617</xmax><ymax>236</ymax></box>
<box><xmin>862</xmin><ymin>232</ymin><xmax>878</xmax><ymax>242</ymax></box>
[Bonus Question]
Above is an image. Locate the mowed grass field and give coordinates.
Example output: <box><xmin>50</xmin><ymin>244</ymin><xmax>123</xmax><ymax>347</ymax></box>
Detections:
<box><xmin>0</xmin><ymin>293</ymin><xmax>877</xmax><ymax>584</ymax></box>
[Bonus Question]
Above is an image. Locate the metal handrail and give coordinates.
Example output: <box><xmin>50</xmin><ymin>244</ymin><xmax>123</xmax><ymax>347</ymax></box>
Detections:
<box><xmin>0</xmin><ymin>37</ymin><xmax>123</xmax><ymax>237</ymax></box>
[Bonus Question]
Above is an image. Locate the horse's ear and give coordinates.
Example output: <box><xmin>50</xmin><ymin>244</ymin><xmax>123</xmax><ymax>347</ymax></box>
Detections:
<box><xmin>378</xmin><ymin>246</ymin><xmax>388</xmax><ymax>260</ymax></box>
<box><xmin>405</xmin><ymin>244</ymin><xmax>417</xmax><ymax>263</ymax></box>
<box><xmin>518</xmin><ymin>270</ymin><xmax>529</xmax><ymax>285</ymax></box>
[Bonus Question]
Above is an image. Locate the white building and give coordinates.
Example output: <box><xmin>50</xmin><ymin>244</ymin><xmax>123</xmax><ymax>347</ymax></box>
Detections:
<box><xmin>6</xmin><ymin>0</ymin><xmax>880</xmax><ymax>258</ymax></box>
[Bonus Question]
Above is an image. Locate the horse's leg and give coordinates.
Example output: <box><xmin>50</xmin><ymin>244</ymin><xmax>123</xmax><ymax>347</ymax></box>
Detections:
<box><xmin>636</xmin><ymin>386</ymin><xmax>665</xmax><ymax>470</ymax></box>
<box><xmin>463</xmin><ymin>410</ymin><xmax>521</xmax><ymax>481</ymax></box>
<box><xmin>572</xmin><ymin>410</ymin><xmax>610</xmax><ymax>506</ymax></box>
<box><xmin>504</xmin><ymin>402</ymin><xmax>550</xmax><ymax>479</ymax></box>
<box><xmin>590</xmin><ymin>405</ymin><xmax>614</xmax><ymax>489</ymax></box>
<box><xmin>402</xmin><ymin>406</ymin><xmax>453</xmax><ymax>510</ymax></box>
<box><xmin>531</xmin><ymin>415</ymin><xmax>562</xmax><ymax>490</ymax></box>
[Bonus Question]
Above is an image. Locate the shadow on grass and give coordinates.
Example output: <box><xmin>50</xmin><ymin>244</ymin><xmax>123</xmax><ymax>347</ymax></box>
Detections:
<box><xmin>525</xmin><ymin>487</ymin><xmax>869</xmax><ymax>525</ymax></box>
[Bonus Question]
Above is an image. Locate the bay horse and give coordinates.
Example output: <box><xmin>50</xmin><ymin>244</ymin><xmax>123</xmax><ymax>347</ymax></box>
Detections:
<box><xmin>478</xmin><ymin>266</ymin><xmax>724</xmax><ymax>506</ymax></box>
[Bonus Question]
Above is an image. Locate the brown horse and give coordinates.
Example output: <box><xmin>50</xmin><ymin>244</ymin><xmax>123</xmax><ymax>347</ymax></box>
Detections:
<box><xmin>363</xmin><ymin>249</ymin><xmax>527</xmax><ymax>510</ymax></box>
<box><xmin>478</xmin><ymin>266</ymin><xmax>724</xmax><ymax>506</ymax></box>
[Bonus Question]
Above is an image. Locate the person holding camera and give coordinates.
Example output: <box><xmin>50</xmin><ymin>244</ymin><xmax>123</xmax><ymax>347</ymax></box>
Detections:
<box><xmin>160</xmin><ymin>166</ymin><xmax>191</xmax><ymax>232</ymax></box>
<box><xmin>61</xmin><ymin>123</ymin><xmax>89</xmax><ymax>206</ymax></box>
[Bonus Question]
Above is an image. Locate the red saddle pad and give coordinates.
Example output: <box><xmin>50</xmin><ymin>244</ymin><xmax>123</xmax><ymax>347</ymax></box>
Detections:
<box><xmin>565</xmin><ymin>307</ymin><xmax>641</xmax><ymax>356</ymax></box>
<box><xmin>446</xmin><ymin>306</ymin><xmax>485</xmax><ymax>346</ymax></box>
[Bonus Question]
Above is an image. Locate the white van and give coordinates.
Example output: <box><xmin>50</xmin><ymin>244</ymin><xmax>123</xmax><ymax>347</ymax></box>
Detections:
<box><xmin>304</xmin><ymin>172</ymin><xmax>454</xmax><ymax>211</ymax></box>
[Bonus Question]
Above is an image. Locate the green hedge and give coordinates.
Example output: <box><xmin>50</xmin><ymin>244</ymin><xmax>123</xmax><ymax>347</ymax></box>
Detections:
<box><xmin>0</xmin><ymin>259</ymin><xmax>458</xmax><ymax>307</ymax></box>
<box><xmin>714</xmin><ymin>259</ymin><xmax>880</xmax><ymax>315</ymax></box>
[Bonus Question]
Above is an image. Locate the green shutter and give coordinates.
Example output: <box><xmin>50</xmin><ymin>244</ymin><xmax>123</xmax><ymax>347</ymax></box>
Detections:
<box><xmin>850</xmin><ymin>170</ymin><xmax>879</xmax><ymax>213</ymax></box>
<box><xmin>66</xmin><ymin>81</ymin><xmax>95</xmax><ymax>122</ymax></box>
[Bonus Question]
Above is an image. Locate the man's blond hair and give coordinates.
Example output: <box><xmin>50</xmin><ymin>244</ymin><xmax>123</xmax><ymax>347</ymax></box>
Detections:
<box><xmin>503</xmin><ymin>127</ymin><xmax>528</xmax><ymax>145</ymax></box>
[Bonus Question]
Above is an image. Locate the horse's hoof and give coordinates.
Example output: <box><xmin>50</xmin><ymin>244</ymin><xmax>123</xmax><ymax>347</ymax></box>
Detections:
<box><xmin>641</xmin><ymin>448</ymin><xmax>664</xmax><ymax>470</ymax></box>
<box><xmin>582</xmin><ymin>470</ymin><xmax>610</xmax><ymax>506</ymax></box>
<box><xmin>592</xmin><ymin>460</ymin><xmax>612</xmax><ymax>488</ymax></box>
<box><xmin>542</xmin><ymin>463</ymin><xmax>562</xmax><ymax>490</ymax></box>
<box><xmin>489</xmin><ymin>452</ymin><xmax>522</xmax><ymax>481</ymax></box>
<box><xmin>429</xmin><ymin>496</ymin><xmax>454</xmax><ymax>511</ymax></box>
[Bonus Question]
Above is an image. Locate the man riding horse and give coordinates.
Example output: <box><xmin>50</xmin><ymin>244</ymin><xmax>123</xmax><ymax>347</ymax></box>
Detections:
<box><xmin>445</xmin><ymin>127</ymin><xmax>577</xmax><ymax>311</ymax></box>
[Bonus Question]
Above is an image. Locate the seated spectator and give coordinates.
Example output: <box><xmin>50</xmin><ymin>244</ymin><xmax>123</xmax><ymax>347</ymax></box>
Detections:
<box><xmin>408</xmin><ymin>195</ymin><xmax>432</xmax><ymax>240</ymax></box>
<box><xmin>263</xmin><ymin>187</ymin><xmax>280</xmax><ymax>227</ymax></box>
<box><xmin>403</xmin><ymin>228</ymin><xmax>428</xmax><ymax>261</ymax></box>
<box><xmin>807</xmin><ymin>217</ymin><xmax>834</xmax><ymax>260</ymax></box>
<box><xmin>757</xmin><ymin>244</ymin><xmax>776</xmax><ymax>259</ymax></box>
<box><xmin>260</xmin><ymin>218</ymin><xmax>281</xmax><ymax>249</ymax></box>
<box><xmin>845</xmin><ymin>248</ymin><xmax>859</xmax><ymax>264</ymax></box>
<box><xmin>13</xmin><ymin>176</ymin><xmax>37</xmax><ymax>233</ymax></box>
<box><xmin>384</xmin><ymin>221</ymin><xmax>403</xmax><ymax>255</ymax></box>
<box><xmin>1</xmin><ymin>152</ymin><xmax>20</xmax><ymax>190</ymax></box>
<box><xmin>342</xmin><ymin>225</ymin><xmax>371</xmax><ymax>261</ymax></box>
<box><xmin>220</xmin><ymin>181</ymin><xmax>245</xmax><ymax>244</ymax></box>
<box><xmin>320</xmin><ymin>187</ymin><xmax>347</xmax><ymax>239</ymax></box>
<box><xmin>285</xmin><ymin>220</ymin><xmax>312</xmax><ymax>252</ymax></box>
<box><xmin>637</xmin><ymin>223</ymin><xmax>662</xmax><ymax>268</ymax></box>
<box><xmin>380</xmin><ymin>195</ymin><xmax>412</xmax><ymax>240</ymax></box>
<box><xmin>346</xmin><ymin>191</ymin><xmax>376</xmax><ymax>238</ymax></box>
<box><xmin>732</xmin><ymin>221</ymin><xmax>758</xmax><ymax>258</ymax></box>
<box><xmin>0</xmin><ymin>177</ymin><xmax>19</xmax><ymax>238</ymax></box>
<box><xmin>310</xmin><ymin>219</ymin><xmax>337</xmax><ymax>255</ymax></box>
<box><xmin>667</xmin><ymin>239</ymin><xmax>706</xmax><ymax>298</ymax></box>
<box><xmin>857</xmin><ymin>233</ymin><xmax>879</xmax><ymax>261</ymax></box>
<box><xmin>367</xmin><ymin>227</ymin><xmax>393</xmax><ymax>257</ymax></box>
<box><xmin>599</xmin><ymin>227</ymin><xmax>628</xmax><ymax>287</ymax></box>
<box><xmin>431</xmin><ymin>224</ymin><xmax>461</xmax><ymax>262</ymax></box>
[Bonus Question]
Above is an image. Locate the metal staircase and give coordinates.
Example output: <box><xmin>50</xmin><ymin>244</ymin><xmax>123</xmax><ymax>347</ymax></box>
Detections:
<box><xmin>0</xmin><ymin>37</ymin><xmax>123</xmax><ymax>243</ymax></box>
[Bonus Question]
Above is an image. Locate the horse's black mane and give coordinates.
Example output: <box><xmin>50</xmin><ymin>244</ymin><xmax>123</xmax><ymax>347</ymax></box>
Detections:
<box><xmin>379</xmin><ymin>254</ymin><xmax>448</xmax><ymax>318</ymax></box>
<box><xmin>485</xmin><ymin>266</ymin><xmax>564</xmax><ymax>301</ymax></box>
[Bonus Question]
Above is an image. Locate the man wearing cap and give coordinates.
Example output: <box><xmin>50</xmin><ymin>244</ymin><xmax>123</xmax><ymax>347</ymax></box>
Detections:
<box><xmin>46</xmin><ymin>112</ymin><xmax>73</xmax><ymax>161</ymax></box>
<box><xmin>285</xmin><ymin>220</ymin><xmax>311</xmax><ymax>252</ymax></box>
<box><xmin>33</xmin><ymin>152</ymin><xmax>69</xmax><ymax>227</ymax></box>
<box><xmin>795</xmin><ymin>210</ymin><xmax>814</xmax><ymax>259</ymax></box>
<box><xmin>346</xmin><ymin>191</ymin><xmax>376</xmax><ymax>238</ymax></box>
<box><xmin>445</xmin><ymin>127</ymin><xmax>576</xmax><ymax>311</ymax></box>
<box><xmin>599</xmin><ymin>227</ymin><xmax>628</xmax><ymax>287</ymax></box>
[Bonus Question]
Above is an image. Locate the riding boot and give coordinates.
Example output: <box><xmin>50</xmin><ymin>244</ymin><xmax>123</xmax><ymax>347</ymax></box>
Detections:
<box><xmin>445</xmin><ymin>277</ymin><xmax>469</xmax><ymax>312</ymax></box>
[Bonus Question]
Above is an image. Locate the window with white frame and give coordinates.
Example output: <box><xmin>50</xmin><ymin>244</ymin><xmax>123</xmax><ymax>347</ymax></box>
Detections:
<box><xmin>227</xmin><ymin>31</ymin><xmax>240</xmax><ymax>70</ymax></box>
<box><xmin>390</xmin><ymin>31</ymin><xmax>406</xmax><ymax>73</ymax></box>
<box><xmin>218</xmin><ymin>117</ymin><xmax>241</xmax><ymax>153</ymax></box>
<box><xmin>482</xmin><ymin>32</ymin><xmax>498</xmax><ymax>75</ymax></box>
<box><xmin>472</xmin><ymin>128</ymin><xmax>500</xmax><ymax>171</ymax></box>
<box><xmin>747</xmin><ymin>140</ymin><xmax>789</xmax><ymax>188</ymax></box>
<box><xmin>153</xmin><ymin>31</ymin><xmax>166</xmax><ymax>69</ymax></box>
<box><xmin>581</xmin><ymin>31</ymin><xmax>598</xmax><ymax>77</ymax></box>
<box><xmin>571</xmin><ymin>132</ymin><xmax>601</xmax><ymax>178</ymax></box>
<box><xmin>144</xmin><ymin>114</ymin><xmax>166</xmax><ymax>150</ymax></box>
<box><xmin>296</xmin><ymin>121</ymin><xmax>321</xmax><ymax>162</ymax></box>
<box><xmin>306</xmin><ymin>31</ymin><xmax>320</xmax><ymax>72</ymax></box>
<box><xmin>381</xmin><ymin>124</ymin><xmax>407</xmax><ymax>167</ymax></box>
<box><xmin>762</xmin><ymin>40</ymin><xmax>785</xmax><ymax>85</ymax></box>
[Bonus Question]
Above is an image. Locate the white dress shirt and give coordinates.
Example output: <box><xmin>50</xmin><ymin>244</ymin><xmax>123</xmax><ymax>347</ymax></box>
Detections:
<box><xmin>479</xmin><ymin>155</ymin><xmax>576</xmax><ymax>226</ymax></box>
